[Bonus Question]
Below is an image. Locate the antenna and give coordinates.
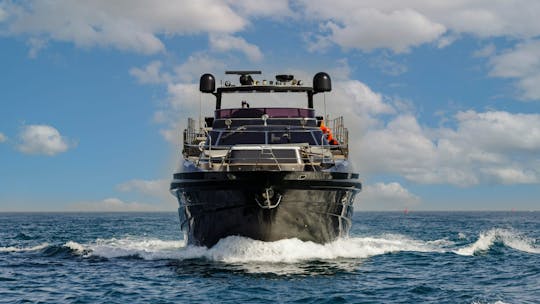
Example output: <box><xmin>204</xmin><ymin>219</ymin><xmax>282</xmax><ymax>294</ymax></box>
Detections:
<box><xmin>199</xmin><ymin>93</ymin><xmax>202</xmax><ymax>130</ymax></box>
<box><xmin>225</xmin><ymin>71</ymin><xmax>262</xmax><ymax>86</ymax></box>
<box><xmin>324</xmin><ymin>93</ymin><xmax>327</xmax><ymax>121</ymax></box>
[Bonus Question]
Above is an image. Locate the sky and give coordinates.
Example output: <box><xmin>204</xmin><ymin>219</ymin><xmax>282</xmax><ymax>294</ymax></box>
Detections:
<box><xmin>1</xmin><ymin>0</ymin><xmax>540</xmax><ymax>212</ymax></box>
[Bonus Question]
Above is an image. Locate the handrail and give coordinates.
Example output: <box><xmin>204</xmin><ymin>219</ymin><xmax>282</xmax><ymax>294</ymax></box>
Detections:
<box><xmin>182</xmin><ymin>115</ymin><xmax>349</xmax><ymax>162</ymax></box>
<box><xmin>191</xmin><ymin>144</ymin><xmax>336</xmax><ymax>172</ymax></box>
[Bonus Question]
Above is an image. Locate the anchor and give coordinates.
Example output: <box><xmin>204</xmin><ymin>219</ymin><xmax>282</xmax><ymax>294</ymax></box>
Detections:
<box><xmin>255</xmin><ymin>187</ymin><xmax>282</xmax><ymax>209</ymax></box>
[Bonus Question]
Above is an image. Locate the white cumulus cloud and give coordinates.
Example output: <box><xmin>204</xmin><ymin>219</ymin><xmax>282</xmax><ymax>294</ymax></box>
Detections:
<box><xmin>0</xmin><ymin>132</ymin><xmax>7</xmax><ymax>143</ymax></box>
<box><xmin>301</xmin><ymin>1</ymin><xmax>540</xmax><ymax>52</ymax></box>
<box><xmin>357</xmin><ymin>182</ymin><xmax>420</xmax><ymax>211</ymax></box>
<box><xmin>299</xmin><ymin>71</ymin><xmax>540</xmax><ymax>187</ymax></box>
<box><xmin>209</xmin><ymin>34</ymin><xmax>263</xmax><ymax>62</ymax></box>
<box><xmin>353</xmin><ymin>109</ymin><xmax>540</xmax><ymax>186</ymax></box>
<box><xmin>129</xmin><ymin>54</ymin><xmax>226</xmax><ymax>144</ymax></box>
<box><xmin>2</xmin><ymin>0</ymin><xmax>247</xmax><ymax>55</ymax></box>
<box><xmin>129</xmin><ymin>60</ymin><xmax>171</xmax><ymax>85</ymax></box>
<box><xmin>297</xmin><ymin>1</ymin><xmax>540</xmax><ymax>100</ymax></box>
<box><xmin>174</xmin><ymin>53</ymin><xmax>226</xmax><ymax>83</ymax></box>
<box><xmin>322</xmin><ymin>8</ymin><xmax>446</xmax><ymax>53</ymax></box>
<box><xmin>488</xmin><ymin>40</ymin><xmax>540</xmax><ymax>100</ymax></box>
<box><xmin>227</xmin><ymin>0</ymin><xmax>293</xmax><ymax>18</ymax></box>
<box><xmin>17</xmin><ymin>124</ymin><xmax>74</xmax><ymax>156</ymax></box>
<box><xmin>117</xmin><ymin>178</ymin><xmax>176</xmax><ymax>204</ymax></box>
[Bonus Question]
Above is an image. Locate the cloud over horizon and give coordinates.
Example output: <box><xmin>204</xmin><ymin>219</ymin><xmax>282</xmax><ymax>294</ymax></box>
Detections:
<box><xmin>269</xmin><ymin>62</ymin><xmax>534</xmax><ymax>188</ymax></box>
<box><xmin>16</xmin><ymin>124</ymin><xmax>74</xmax><ymax>156</ymax></box>
<box><xmin>357</xmin><ymin>182</ymin><xmax>420</xmax><ymax>211</ymax></box>
<box><xmin>117</xmin><ymin>178</ymin><xmax>176</xmax><ymax>205</ymax></box>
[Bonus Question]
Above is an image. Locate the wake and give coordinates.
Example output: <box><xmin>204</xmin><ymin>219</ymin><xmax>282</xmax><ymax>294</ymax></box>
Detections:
<box><xmin>2</xmin><ymin>228</ymin><xmax>537</xmax><ymax>262</ymax></box>
<box><xmin>56</xmin><ymin>234</ymin><xmax>444</xmax><ymax>262</ymax></box>
<box><xmin>59</xmin><ymin>228</ymin><xmax>539</xmax><ymax>261</ymax></box>
<box><xmin>0</xmin><ymin>243</ymin><xmax>50</xmax><ymax>253</ymax></box>
<box><xmin>453</xmin><ymin>228</ymin><xmax>540</xmax><ymax>256</ymax></box>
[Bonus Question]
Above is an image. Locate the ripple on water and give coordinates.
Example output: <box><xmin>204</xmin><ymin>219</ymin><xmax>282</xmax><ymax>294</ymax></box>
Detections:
<box><xmin>0</xmin><ymin>212</ymin><xmax>538</xmax><ymax>303</ymax></box>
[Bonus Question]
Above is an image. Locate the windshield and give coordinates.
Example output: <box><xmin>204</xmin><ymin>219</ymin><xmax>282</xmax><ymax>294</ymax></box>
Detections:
<box><xmin>216</xmin><ymin>108</ymin><xmax>314</xmax><ymax>119</ymax></box>
<box><xmin>268</xmin><ymin>131</ymin><xmax>320</xmax><ymax>145</ymax></box>
<box><xmin>208</xmin><ymin>129</ymin><xmax>325</xmax><ymax>146</ymax></box>
<box><xmin>221</xmin><ymin>91</ymin><xmax>307</xmax><ymax>108</ymax></box>
<box><xmin>218</xmin><ymin>131</ymin><xmax>265</xmax><ymax>145</ymax></box>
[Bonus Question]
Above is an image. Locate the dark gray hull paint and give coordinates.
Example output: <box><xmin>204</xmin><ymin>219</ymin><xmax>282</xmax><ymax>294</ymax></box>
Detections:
<box><xmin>171</xmin><ymin>171</ymin><xmax>361</xmax><ymax>248</ymax></box>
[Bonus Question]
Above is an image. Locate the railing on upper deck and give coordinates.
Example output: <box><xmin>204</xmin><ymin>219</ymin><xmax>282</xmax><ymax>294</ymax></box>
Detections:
<box><xmin>327</xmin><ymin>116</ymin><xmax>349</xmax><ymax>157</ymax></box>
<box><xmin>183</xmin><ymin>115</ymin><xmax>350</xmax><ymax>159</ymax></box>
<box><xmin>183</xmin><ymin>118</ymin><xmax>207</xmax><ymax>157</ymax></box>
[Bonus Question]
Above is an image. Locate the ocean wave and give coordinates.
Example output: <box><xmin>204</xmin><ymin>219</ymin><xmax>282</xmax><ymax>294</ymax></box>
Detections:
<box><xmin>71</xmin><ymin>229</ymin><xmax>538</xmax><ymax>262</ymax></box>
<box><xmin>0</xmin><ymin>243</ymin><xmax>50</xmax><ymax>253</ymax></box>
<box><xmin>454</xmin><ymin>228</ymin><xmax>540</xmax><ymax>256</ymax></box>
<box><xmin>4</xmin><ymin>228</ymin><xmax>537</xmax><ymax>263</ymax></box>
<box><xmin>64</xmin><ymin>238</ymin><xmax>186</xmax><ymax>259</ymax></box>
<box><xmin>59</xmin><ymin>234</ymin><xmax>448</xmax><ymax>263</ymax></box>
<box><xmin>205</xmin><ymin>234</ymin><xmax>449</xmax><ymax>263</ymax></box>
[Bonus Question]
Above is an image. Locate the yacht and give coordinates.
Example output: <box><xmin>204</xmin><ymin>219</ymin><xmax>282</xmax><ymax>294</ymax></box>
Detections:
<box><xmin>170</xmin><ymin>71</ymin><xmax>362</xmax><ymax>247</ymax></box>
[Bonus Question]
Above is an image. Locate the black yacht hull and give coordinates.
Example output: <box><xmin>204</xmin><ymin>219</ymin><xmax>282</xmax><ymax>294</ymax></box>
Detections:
<box><xmin>171</xmin><ymin>171</ymin><xmax>361</xmax><ymax>247</ymax></box>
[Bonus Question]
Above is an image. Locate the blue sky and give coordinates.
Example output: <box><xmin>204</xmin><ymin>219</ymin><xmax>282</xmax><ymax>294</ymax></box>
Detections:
<box><xmin>1</xmin><ymin>1</ymin><xmax>540</xmax><ymax>211</ymax></box>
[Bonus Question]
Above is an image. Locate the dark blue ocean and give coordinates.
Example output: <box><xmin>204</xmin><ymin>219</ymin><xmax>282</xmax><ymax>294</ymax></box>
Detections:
<box><xmin>1</xmin><ymin>212</ymin><xmax>538</xmax><ymax>303</ymax></box>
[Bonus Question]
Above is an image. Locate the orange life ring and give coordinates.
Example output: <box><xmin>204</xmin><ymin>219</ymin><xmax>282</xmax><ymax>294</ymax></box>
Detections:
<box><xmin>320</xmin><ymin>121</ymin><xmax>330</xmax><ymax>134</ymax></box>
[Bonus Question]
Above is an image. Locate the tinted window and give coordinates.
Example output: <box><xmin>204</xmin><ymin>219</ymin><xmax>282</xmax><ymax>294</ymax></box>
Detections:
<box><xmin>268</xmin><ymin>131</ymin><xmax>318</xmax><ymax>145</ymax></box>
<box><xmin>215</xmin><ymin>108</ymin><xmax>315</xmax><ymax>118</ymax></box>
<box><xmin>218</xmin><ymin>131</ymin><xmax>266</xmax><ymax>145</ymax></box>
<box><xmin>311</xmin><ymin>130</ymin><xmax>324</xmax><ymax>145</ymax></box>
<box><xmin>230</xmin><ymin>108</ymin><xmax>265</xmax><ymax>118</ymax></box>
<box><xmin>207</xmin><ymin>131</ymin><xmax>220</xmax><ymax>145</ymax></box>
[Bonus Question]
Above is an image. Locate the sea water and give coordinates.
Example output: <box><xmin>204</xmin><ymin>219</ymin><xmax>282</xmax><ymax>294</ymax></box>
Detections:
<box><xmin>1</xmin><ymin>212</ymin><xmax>538</xmax><ymax>303</ymax></box>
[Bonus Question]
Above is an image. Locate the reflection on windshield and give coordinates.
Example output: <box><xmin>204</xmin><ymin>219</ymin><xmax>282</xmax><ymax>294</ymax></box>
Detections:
<box><xmin>268</xmin><ymin>131</ymin><xmax>318</xmax><ymax>145</ymax></box>
<box><xmin>219</xmin><ymin>131</ymin><xmax>265</xmax><ymax>145</ymax></box>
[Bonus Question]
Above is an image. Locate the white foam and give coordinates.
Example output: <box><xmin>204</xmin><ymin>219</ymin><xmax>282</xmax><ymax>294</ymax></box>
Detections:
<box><xmin>207</xmin><ymin>234</ymin><xmax>448</xmax><ymax>263</ymax></box>
<box><xmin>64</xmin><ymin>241</ymin><xmax>86</xmax><ymax>254</ymax></box>
<box><xmin>6</xmin><ymin>228</ymin><xmax>537</xmax><ymax>264</ymax></box>
<box><xmin>65</xmin><ymin>237</ymin><xmax>187</xmax><ymax>259</ymax></box>
<box><xmin>0</xmin><ymin>243</ymin><xmax>49</xmax><ymax>252</ymax></box>
<box><xmin>455</xmin><ymin>228</ymin><xmax>540</xmax><ymax>256</ymax></box>
<box><xmin>64</xmin><ymin>234</ymin><xmax>448</xmax><ymax>263</ymax></box>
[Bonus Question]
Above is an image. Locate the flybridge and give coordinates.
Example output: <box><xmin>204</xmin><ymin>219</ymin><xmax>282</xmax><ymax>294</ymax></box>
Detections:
<box><xmin>199</xmin><ymin>70</ymin><xmax>332</xmax><ymax>109</ymax></box>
